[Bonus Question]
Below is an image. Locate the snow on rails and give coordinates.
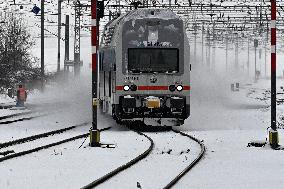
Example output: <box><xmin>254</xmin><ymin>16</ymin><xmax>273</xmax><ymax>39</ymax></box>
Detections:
<box><xmin>0</xmin><ymin>122</ymin><xmax>110</xmax><ymax>163</ymax></box>
<box><xmin>81</xmin><ymin>126</ymin><xmax>205</xmax><ymax>189</ymax></box>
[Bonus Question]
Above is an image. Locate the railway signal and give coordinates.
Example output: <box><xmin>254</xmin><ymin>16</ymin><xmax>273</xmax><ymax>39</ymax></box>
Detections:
<box><xmin>254</xmin><ymin>39</ymin><xmax>258</xmax><ymax>81</ymax></box>
<box><xmin>248</xmin><ymin>0</ymin><xmax>280</xmax><ymax>149</ymax></box>
<box><xmin>31</xmin><ymin>5</ymin><xmax>41</xmax><ymax>15</ymax></box>
<box><xmin>97</xmin><ymin>1</ymin><xmax>104</xmax><ymax>18</ymax></box>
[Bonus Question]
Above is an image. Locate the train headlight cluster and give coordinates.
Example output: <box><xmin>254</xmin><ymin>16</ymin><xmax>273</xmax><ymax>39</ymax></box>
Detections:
<box><xmin>124</xmin><ymin>85</ymin><xmax>137</xmax><ymax>91</ymax></box>
<box><xmin>169</xmin><ymin>85</ymin><xmax>183</xmax><ymax>92</ymax></box>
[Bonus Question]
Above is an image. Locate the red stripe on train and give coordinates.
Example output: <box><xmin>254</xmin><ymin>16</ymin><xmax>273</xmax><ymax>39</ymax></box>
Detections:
<box><xmin>138</xmin><ymin>86</ymin><xmax>169</xmax><ymax>90</ymax></box>
<box><xmin>183</xmin><ymin>86</ymin><xmax>191</xmax><ymax>90</ymax></box>
<box><xmin>116</xmin><ymin>86</ymin><xmax>124</xmax><ymax>90</ymax></box>
<box><xmin>115</xmin><ymin>86</ymin><xmax>191</xmax><ymax>91</ymax></box>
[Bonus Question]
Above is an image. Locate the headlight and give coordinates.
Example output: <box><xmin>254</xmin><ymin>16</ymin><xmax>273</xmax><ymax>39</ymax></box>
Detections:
<box><xmin>130</xmin><ymin>84</ymin><xmax>137</xmax><ymax>91</ymax></box>
<box><xmin>176</xmin><ymin>85</ymin><xmax>183</xmax><ymax>91</ymax></box>
<box><xmin>123</xmin><ymin>85</ymin><xmax>130</xmax><ymax>91</ymax></box>
<box><xmin>169</xmin><ymin>85</ymin><xmax>176</xmax><ymax>92</ymax></box>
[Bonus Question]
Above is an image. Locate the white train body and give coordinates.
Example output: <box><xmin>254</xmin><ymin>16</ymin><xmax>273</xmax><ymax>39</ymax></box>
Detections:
<box><xmin>99</xmin><ymin>8</ymin><xmax>190</xmax><ymax>126</ymax></box>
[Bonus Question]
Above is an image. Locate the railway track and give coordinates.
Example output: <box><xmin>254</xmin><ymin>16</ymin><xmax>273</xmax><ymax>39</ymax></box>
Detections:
<box><xmin>164</xmin><ymin>129</ymin><xmax>206</xmax><ymax>189</ymax></box>
<box><xmin>0</xmin><ymin>111</ymin><xmax>43</xmax><ymax>124</ymax></box>
<box><xmin>81</xmin><ymin>128</ymin><xmax>154</xmax><ymax>189</ymax></box>
<box><xmin>81</xmin><ymin>126</ymin><xmax>205</xmax><ymax>189</ymax></box>
<box><xmin>0</xmin><ymin>122</ymin><xmax>111</xmax><ymax>163</ymax></box>
<box><xmin>0</xmin><ymin>122</ymin><xmax>88</xmax><ymax>149</ymax></box>
<box><xmin>245</xmin><ymin>87</ymin><xmax>284</xmax><ymax>104</ymax></box>
<box><xmin>0</xmin><ymin>111</ymin><xmax>32</xmax><ymax>121</ymax></box>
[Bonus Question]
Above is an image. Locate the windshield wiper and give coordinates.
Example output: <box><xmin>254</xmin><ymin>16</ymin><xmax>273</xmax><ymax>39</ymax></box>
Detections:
<box><xmin>129</xmin><ymin>69</ymin><xmax>142</xmax><ymax>74</ymax></box>
<box><xmin>165</xmin><ymin>70</ymin><xmax>178</xmax><ymax>74</ymax></box>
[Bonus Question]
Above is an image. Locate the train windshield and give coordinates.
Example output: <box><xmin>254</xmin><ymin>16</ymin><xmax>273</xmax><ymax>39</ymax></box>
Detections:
<box><xmin>128</xmin><ymin>48</ymin><xmax>179</xmax><ymax>73</ymax></box>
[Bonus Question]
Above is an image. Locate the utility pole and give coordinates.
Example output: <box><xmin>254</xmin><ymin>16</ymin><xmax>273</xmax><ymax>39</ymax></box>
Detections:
<box><xmin>208</xmin><ymin>27</ymin><xmax>211</xmax><ymax>70</ymax></box>
<box><xmin>225</xmin><ymin>34</ymin><xmax>228</xmax><ymax>72</ymax></box>
<box><xmin>64</xmin><ymin>15</ymin><xmax>70</xmax><ymax>72</ymax></box>
<box><xmin>119</xmin><ymin>0</ymin><xmax>121</xmax><ymax>14</ymax></box>
<box><xmin>235</xmin><ymin>33</ymin><xmax>239</xmax><ymax>71</ymax></box>
<box><xmin>57</xmin><ymin>0</ymin><xmax>62</xmax><ymax>73</ymax></box>
<box><xmin>41</xmin><ymin>0</ymin><xmax>44</xmax><ymax>91</ymax></box>
<box><xmin>74</xmin><ymin>0</ymin><xmax>81</xmax><ymax>76</ymax></box>
<box><xmin>265</xmin><ymin>27</ymin><xmax>269</xmax><ymax>78</ymax></box>
<box><xmin>254</xmin><ymin>39</ymin><xmax>258</xmax><ymax>81</ymax></box>
<box><xmin>109</xmin><ymin>10</ymin><xmax>112</xmax><ymax>21</ymax></box>
<box><xmin>247</xmin><ymin>38</ymin><xmax>250</xmax><ymax>76</ymax></box>
<box><xmin>269</xmin><ymin>0</ymin><xmax>279</xmax><ymax>148</ymax></box>
<box><xmin>116</xmin><ymin>0</ymin><xmax>121</xmax><ymax>14</ymax></box>
<box><xmin>212</xmin><ymin>22</ymin><xmax>216</xmax><ymax>71</ymax></box>
<box><xmin>90</xmin><ymin>0</ymin><xmax>100</xmax><ymax>147</ymax></box>
<box><xmin>201</xmin><ymin>22</ymin><xmax>204</xmax><ymax>65</ymax></box>
<box><xmin>193</xmin><ymin>23</ymin><xmax>197</xmax><ymax>65</ymax></box>
<box><xmin>265</xmin><ymin>42</ymin><xmax>267</xmax><ymax>78</ymax></box>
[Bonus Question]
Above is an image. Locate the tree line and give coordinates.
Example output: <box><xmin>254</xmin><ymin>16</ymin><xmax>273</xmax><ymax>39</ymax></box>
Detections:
<box><xmin>0</xmin><ymin>12</ymin><xmax>41</xmax><ymax>91</ymax></box>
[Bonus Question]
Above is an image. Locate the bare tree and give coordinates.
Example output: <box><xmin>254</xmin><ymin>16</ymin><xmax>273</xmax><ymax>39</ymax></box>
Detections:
<box><xmin>0</xmin><ymin>12</ymin><xmax>41</xmax><ymax>89</ymax></box>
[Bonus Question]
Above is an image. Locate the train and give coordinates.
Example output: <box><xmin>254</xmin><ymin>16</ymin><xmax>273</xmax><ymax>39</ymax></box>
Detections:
<box><xmin>99</xmin><ymin>8</ymin><xmax>191</xmax><ymax>126</ymax></box>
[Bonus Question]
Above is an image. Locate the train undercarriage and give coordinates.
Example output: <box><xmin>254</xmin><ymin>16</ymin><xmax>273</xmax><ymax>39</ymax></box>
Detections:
<box><xmin>112</xmin><ymin>95</ymin><xmax>190</xmax><ymax>126</ymax></box>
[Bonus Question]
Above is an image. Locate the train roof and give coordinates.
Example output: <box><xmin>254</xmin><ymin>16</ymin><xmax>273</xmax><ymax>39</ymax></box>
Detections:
<box><xmin>101</xmin><ymin>8</ymin><xmax>182</xmax><ymax>47</ymax></box>
<box><xmin>107</xmin><ymin>8</ymin><xmax>181</xmax><ymax>28</ymax></box>
<box><xmin>123</xmin><ymin>8</ymin><xmax>181</xmax><ymax>21</ymax></box>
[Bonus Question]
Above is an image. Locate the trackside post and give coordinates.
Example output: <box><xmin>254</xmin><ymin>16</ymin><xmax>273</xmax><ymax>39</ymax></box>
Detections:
<box><xmin>90</xmin><ymin>0</ymin><xmax>100</xmax><ymax>147</ymax></box>
<box><xmin>269</xmin><ymin>0</ymin><xmax>279</xmax><ymax>148</ymax></box>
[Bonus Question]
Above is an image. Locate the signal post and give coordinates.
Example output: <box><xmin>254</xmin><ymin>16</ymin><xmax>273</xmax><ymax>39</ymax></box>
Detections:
<box><xmin>90</xmin><ymin>0</ymin><xmax>100</xmax><ymax>147</ymax></box>
<box><xmin>269</xmin><ymin>0</ymin><xmax>279</xmax><ymax>148</ymax></box>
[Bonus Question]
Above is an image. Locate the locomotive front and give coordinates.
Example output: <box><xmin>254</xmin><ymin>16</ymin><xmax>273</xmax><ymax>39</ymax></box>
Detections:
<box><xmin>113</xmin><ymin>9</ymin><xmax>190</xmax><ymax>126</ymax></box>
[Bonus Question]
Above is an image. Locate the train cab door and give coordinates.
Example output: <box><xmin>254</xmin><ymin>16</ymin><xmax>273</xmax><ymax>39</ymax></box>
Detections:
<box><xmin>103</xmin><ymin>71</ymin><xmax>111</xmax><ymax>114</ymax></box>
<box><xmin>99</xmin><ymin>51</ymin><xmax>104</xmax><ymax>112</ymax></box>
<box><xmin>102</xmin><ymin>48</ymin><xmax>115</xmax><ymax>114</ymax></box>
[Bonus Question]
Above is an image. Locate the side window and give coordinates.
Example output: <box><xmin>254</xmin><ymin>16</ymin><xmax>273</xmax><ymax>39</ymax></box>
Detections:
<box><xmin>99</xmin><ymin>51</ymin><xmax>104</xmax><ymax>71</ymax></box>
<box><xmin>103</xmin><ymin>48</ymin><xmax>116</xmax><ymax>71</ymax></box>
<box><xmin>111</xmin><ymin>49</ymin><xmax>116</xmax><ymax>71</ymax></box>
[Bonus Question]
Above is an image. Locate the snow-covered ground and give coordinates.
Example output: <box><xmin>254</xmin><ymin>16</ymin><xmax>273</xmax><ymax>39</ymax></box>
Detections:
<box><xmin>178</xmin><ymin>70</ymin><xmax>284</xmax><ymax>189</ymax></box>
<box><xmin>1</xmin><ymin>65</ymin><xmax>284</xmax><ymax>189</ymax></box>
<box><xmin>1</xmin><ymin>1</ymin><xmax>284</xmax><ymax>188</ymax></box>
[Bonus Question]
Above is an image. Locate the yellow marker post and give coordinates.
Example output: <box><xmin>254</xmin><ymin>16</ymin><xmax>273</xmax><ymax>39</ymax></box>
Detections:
<box><xmin>90</xmin><ymin>97</ymin><xmax>100</xmax><ymax>147</ymax></box>
<box><xmin>269</xmin><ymin>129</ymin><xmax>279</xmax><ymax>148</ymax></box>
<box><xmin>90</xmin><ymin>129</ymin><xmax>100</xmax><ymax>147</ymax></box>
